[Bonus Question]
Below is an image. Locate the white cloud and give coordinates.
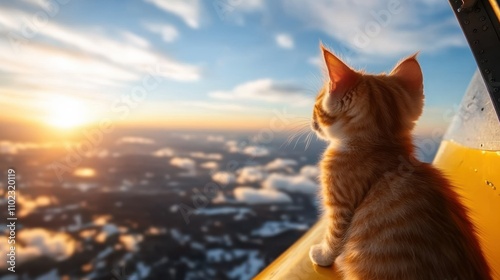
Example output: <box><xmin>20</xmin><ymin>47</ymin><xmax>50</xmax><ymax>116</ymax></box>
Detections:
<box><xmin>300</xmin><ymin>165</ymin><xmax>320</xmax><ymax>179</ymax></box>
<box><xmin>0</xmin><ymin>228</ymin><xmax>76</xmax><ymax>268</ymax></box>
<box><xmin>212</xmin><ymin>191</ymin><xmax>228</xmax><ymax>204</ymax></box>
<box><xmin>265</xmin><ymin>158</ymin><xmax>297</xmax><ymax>171</ymax></box>
<box><xmin>0</xmin><ymin>141</ymin><xmax>51</xmax><ymax>155</ymax></box>
<box><xmin>243</xmin><ymin>146</ymin><xmax>270</xmax><ymax>157</ymax></box>
<box><xmin>152</xmin><ymin>148</ymin><xmax>175</xmax><ymax>157</ymax></box>
<box><xmin>207</xmin><ymin>135</ymin><xmax>225</xmax><ymax>142</ymax></box>
<box><xmin>0</xmin><ymin>6</ymin><xmax>201</xmax><ymax>119</ymax></box>
<box><xmin>226</xmin><ymin>141</ymin><xmax>270</xmax><ymax>157</ymax></box>
<box><xmin>117</xmin><ymin>136</ymin><xmax>155</xmax><ymax>145</ymax></box>
<box><xmin>18</xmin><ymin>195</ymin><xmax>53</xmax><ymax>217</ymax></box>
<box><xmin>284</xmin><ymin>0</ymin><xmax>466</xmax><ymax>60</ymax></box>
<box><xmin>120</xmin><ymin>234</ymin><xmax>144</xmax><ymax>251</ymax></box>
<box><xmin>238</xmin><ymin>0</ymin><xmax>265</xmax><ymax>10</ymax></box>
<box><xmin>1</xmin><ymin>8</ymin><xmax>200</xmax><ymax>81</ymax></box>
<box><xmin>201</xmin><ymin>161</ymin><xmax>219</xmax><ymax>170</ymax></box>
<box><xmin>144</xmin><ymin>0</ymin><xmax>201</xmax><ymax>28</ymax></box>
<box><xmin>190</xmin><ymin>152</ymin><xmax>223</xmax><ymax>160</ymax></box>
<box><xmin>0</xmin><ymin>40</ymin><xmax>136</xmax><ymax>86</ymax></box>
<box><xmin>215</xmin><ymin>0</ymin><xmax>266</xmax><ymax>25</ymax></box>
<box><xmin>307</xmin><ymin>56</ymin><xmax>321</xmax><ymax>67</ymax></box>
<box><xmin>209</xmin><ymin>79</ymin><xmax>310</xmax><ymax>106</ymax></box>
<box><xmin>237</xmin><ymin>166</ymin><xmax>267</xmax><ymax>184</ymax></box>
<box><xmin>262</xmin><ymin>173</ymin><xmax>318</xmax><ymax>194</ymax></box>
<box><xmin>212</xmin><ymin>171</ymin><xmax>236</xmax><ymax>185</ymax></box>
<box><xmin>275</xmin><ymin>33</ymin><xmax>294</xmax><ymax>49</ymax></box>
<box><xmin>170</xmin><ymin>157</ymin><xmax>196</xmax><ymax>176</ymax></box>
<box><xmin>234</xmin><ymin>187</ymin><xmax>292</xmax><ymax>204</ymax></box>
<box><xmin>143</xmin><ymin>22</ymin><xmax>179</xmax><ymax>43</ymax></box>
<box><xmin>93</xmin><ymin>215</ymin><xmax>112</xmax><ymax>226</ymax></box>
<box><xmin>170</xmin><ymin>157</ymin><xmax>196</xmax><ymax>169</ymax></box>
<box><xmin>20</xmin><ymin>0</ymin><xmax>52</xmax><ymax>9</ymax></box>
<box><xmin>121</xmin><ymin>31</ymin><xmax>150</xmax><ymax>48</ymax></box>
<box><xmin>226</xmin><ymin>140</ymin><xmax>240</xmax><ymax>152</ymax></box>
<box><xmin>252</xmin><ymin>221</ymin><xmax>308</xmax><ymax>237</ymax></box>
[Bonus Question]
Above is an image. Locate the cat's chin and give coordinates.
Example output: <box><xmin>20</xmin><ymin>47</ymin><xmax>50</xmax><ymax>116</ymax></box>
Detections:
<box><xmin>314</xmin><ymin>131</ymin><xmax>329</xmax><ymax>141</ymax></box>
<box><xmin>316</xmin><ymin>133</ymin><xmax>343</xmax><ymax>149</ymax></box>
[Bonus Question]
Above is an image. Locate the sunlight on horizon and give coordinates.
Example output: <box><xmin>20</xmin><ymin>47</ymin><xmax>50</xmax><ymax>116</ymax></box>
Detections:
<box><xmin>45</xmin><ymin>96</ymin><xmax>92</xmax><ymax>129</ymax></box>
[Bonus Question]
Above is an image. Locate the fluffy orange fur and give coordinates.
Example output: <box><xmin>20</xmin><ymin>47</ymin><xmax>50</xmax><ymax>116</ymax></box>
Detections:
<box><xmin>309</xmin><ymin>46</ymin><xmax>492</xmax><ymax>280</ymax></box>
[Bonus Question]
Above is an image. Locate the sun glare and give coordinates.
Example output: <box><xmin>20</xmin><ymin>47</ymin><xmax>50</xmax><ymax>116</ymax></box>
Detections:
<box><xmin>46</xmin><ymin>96</ymin><xmax>90</xmax><ymax>129</ymax></box>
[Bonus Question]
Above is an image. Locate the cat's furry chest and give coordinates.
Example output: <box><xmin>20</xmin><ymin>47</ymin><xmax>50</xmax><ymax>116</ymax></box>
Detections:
<box><xmin>319</xmin><ymin>145</ymin><xmax>408</xmax><ymax>199</ymax></box>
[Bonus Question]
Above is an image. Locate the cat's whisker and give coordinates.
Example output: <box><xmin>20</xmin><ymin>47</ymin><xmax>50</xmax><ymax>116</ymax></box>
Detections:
<box><xmin>283</xmin><ymin>129</ymin><xmax>303</xmax><ymax>149</ymax></box>
<box><xmin>281</xmin><ymin>127</ymin><xmax>308</xmax><ymax>149</ymax></box>
<box><xmin>282</xmin><ymin>127</ymin><xmax>309</xmax><ymax>149</ymax></box>
<box><xmin>280</xmin><ymin>119</ymin><xmax>310</xmax><ymax>149</ymax></box>
<box><xmin>293</xmin><ymin>129</ymin><xmax>310</xmax><ymax>150</ymax></box>
<box><xmin>286</xmin><ymin>122</ymin><xmax>310</xmax><ymax>132</ymax></box>
<box><xmin>305</xmin><ymin>131</ymin><xmax>314</xmax><ymax>151</ymax></box>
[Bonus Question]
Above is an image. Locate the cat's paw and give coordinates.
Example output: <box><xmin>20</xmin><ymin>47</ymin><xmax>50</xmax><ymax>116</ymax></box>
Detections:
<box><xmin>309</xmin><ymin>244</ymin><xmax>334</xmax><ymax>267</ymax></box>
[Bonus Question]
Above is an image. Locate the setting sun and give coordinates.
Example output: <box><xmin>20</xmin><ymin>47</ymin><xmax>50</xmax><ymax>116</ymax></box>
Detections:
<box><xmin>45</xmin><ymin>96</ymin><xmax>90</xmax><ymax>129</ymax></box>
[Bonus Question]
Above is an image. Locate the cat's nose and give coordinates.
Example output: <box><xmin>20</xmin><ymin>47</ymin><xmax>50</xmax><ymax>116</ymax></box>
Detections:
<box><xmin>312</xmin><ymin>121</ymin><xmax>319</xmax><ymax>131</ymax></box>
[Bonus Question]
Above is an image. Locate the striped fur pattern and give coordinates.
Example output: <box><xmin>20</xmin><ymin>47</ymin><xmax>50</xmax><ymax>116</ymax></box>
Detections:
<box><xmin>309</xmin><ymin>46</ymin><xmax>491</xmax><ymax>280</ymax></box>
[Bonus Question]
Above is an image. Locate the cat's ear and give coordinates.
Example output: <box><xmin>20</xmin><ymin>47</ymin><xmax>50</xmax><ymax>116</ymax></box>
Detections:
<box><xmin>321</xmin><ymin>44</ymin><xmax>359</xmax><ymax>96</ymax></box>
<box><xmin>390</xmin><ymin>53</ymin><xmax>423</xmax><ymax>91</ymax></box>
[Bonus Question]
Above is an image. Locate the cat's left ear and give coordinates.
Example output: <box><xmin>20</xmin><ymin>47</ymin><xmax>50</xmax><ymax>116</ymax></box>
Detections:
<box><xmin>321</xmin><ymin>44</ymin><xmax>359</xmax><ymax>96</ymax></box>
<box><xmin>390</xmin><ymin>53</ymin><xmax>423</xmax><ymax>91</ymax></box>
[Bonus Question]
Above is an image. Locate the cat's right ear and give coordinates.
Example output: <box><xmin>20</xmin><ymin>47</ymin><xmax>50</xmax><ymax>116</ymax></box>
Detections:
<box><xmin>390</xmin><ymin>54</ymin><xmax>423</xmax><ymax>92</ymax></box>
<box><xmin>321</xmin><ymin>44</ymin><xmax>359</xmax><ymax>96</ymax></box>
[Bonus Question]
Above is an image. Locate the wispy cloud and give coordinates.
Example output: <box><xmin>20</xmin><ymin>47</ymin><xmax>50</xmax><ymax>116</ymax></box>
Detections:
<box><xmin>189</xmin><ymin>101</ymin><xmax>246</xmax><ymax>111</ymax></box>
<box><xmin>215</xmin><ymin>0</ymin><xmax>266</xmax><ymax>25</ymax></box>
<box><xmin>116</xmin><ymin>136</ymin><xmax>155</xmax><ymax>145</ymax></box>
<box><xmin>0</xmin><ymin>8</ymin><xmax>200</xmax><ymax>81</ymax></box>
<box><xmin>143</xmin><ymin>22</ymin><xmax>179</xmax><ymax>43</ymax></box>
<box><xmin>307</xmin><ymin>56</ymin><xmax>321</xmax><ymax>67</ymax></box>
<box><xmin>0</xmin><ymin>6</ymin><xmax>201</xmax><ymax>121</ymax></box>
<box><xmin>20</xmin><ymin>0</ymin><xmax>52</xmax><ymax>9</ymax></box>
<box><xmin>170</xmin><ymin>157</ymin><xmax>197</xmax><ymax>177</ymax></box>
<box><xmin>144</xmin><ymin>0</ymin><xmax>201</xmax><ymax>28</ymax></box>
<box><xmin>275</xmin><ymin>33</ymin><xmax>294</xmax><ymax>49</ymax></box>
<box><xmin>209</xmin><ymin>79</ymin><xmax>310</xmax><ymax>106</ymax></box>
<box><xmin>283</xmin><ymin>0</ymin><xmax>465</xmax><ymax>60</ymax></box>
<box><xmin>237</xmin><ymin>0</ymin><xmax>265</xmax><ymax>11</ymax></box>
<box><xmin>233</xmin><ymin>187</ymin><xmax>292</xmax><ymax>204</ymax></box>
<box><xmin>120</xmin><ymin>31</ymin><xmax>151</xmax><ymax>48</ymax></box>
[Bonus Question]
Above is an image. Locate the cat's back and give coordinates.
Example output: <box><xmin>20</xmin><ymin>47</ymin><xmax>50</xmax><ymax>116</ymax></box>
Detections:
<box><xmin>340</xmin><ymin>162</ymin><xmax>492</xmax><ymax>280</ymax></box>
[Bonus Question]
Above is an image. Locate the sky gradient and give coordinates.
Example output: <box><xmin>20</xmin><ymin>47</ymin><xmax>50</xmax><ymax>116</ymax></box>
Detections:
<box><xmin>0</xmin><ymin>0</ymin><xmax>478</xmax><ymax>135</ymax></box>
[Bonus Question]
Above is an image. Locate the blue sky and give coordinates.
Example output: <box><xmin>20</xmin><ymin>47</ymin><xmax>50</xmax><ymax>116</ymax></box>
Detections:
<box><xmin>0</xmin><ymin>0</ymin><xmax>477</xmax><ymax>134</ymax></box>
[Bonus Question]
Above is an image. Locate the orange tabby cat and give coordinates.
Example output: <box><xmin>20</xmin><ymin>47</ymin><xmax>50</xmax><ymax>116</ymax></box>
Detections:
<box><xmin>309</xmin><ymin>45</ymin><xmax>492</xmax><ymax>280</ymax></box>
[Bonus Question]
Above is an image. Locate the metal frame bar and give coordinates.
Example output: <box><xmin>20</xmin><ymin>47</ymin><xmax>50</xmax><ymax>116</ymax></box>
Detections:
<box><xmin>449</xmin><ymin>0</ymin><xmax>500</xmax><ymax>121</ymax></box>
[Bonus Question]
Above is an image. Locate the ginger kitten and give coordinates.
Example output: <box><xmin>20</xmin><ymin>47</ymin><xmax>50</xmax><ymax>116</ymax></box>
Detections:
<box><xmin>309</xmin><ymin>46</ymin><xmax>492</xmax><ymax>280</ymax></box>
